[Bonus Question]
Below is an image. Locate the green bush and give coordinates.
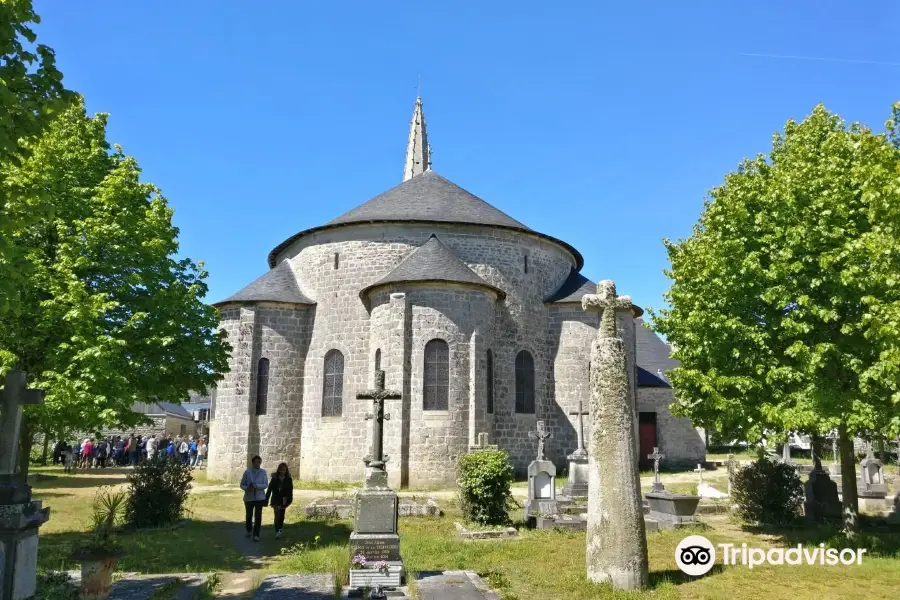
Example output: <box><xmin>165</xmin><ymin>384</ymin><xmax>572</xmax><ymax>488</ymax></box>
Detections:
<box><xmin>456</xmin><ymin>449</ymin><xmax>514</xmax><ymax>525</ymax></box>
<box><xmin>731</xmin><ymin>456</ymin><xmax>804</xmax><ymax>525</ymax></box>
<box><xmin>124</xmin><ymin>455</ymin><xmax>193</xmax><ymax>528</ymax></box>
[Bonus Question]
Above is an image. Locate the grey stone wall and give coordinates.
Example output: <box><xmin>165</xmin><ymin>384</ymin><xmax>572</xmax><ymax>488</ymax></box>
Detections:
<box><xmin>207</xmin><ymin>306</ymin><xmax>247</xmax><ymax>481</ymax></box>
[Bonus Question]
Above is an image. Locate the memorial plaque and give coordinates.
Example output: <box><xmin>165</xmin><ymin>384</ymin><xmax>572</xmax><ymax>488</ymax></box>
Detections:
<box><xmin>355</xmin><ymin>493</ymin><xmax>397</xmax><ymax>534</ymax></box>
<box><xmin>350</xmin><ymin>534</ymin><xmax>401</xmax><ymax>562</ymax></box>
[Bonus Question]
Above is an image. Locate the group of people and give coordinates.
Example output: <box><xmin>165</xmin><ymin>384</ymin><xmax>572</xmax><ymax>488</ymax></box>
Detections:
<box><xmin>240</xmin><ymin>456</ymin><xmax>294</xmax><ymax>541</ymax></box>
<box><xmin>53</xmin><ymin>434</ymin><xmax>209</xmax><ymax>471</ymax></box>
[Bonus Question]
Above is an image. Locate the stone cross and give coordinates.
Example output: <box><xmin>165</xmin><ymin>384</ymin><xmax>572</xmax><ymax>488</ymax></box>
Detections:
<box><xmin>529</xmin><ymin>420</ymin><xmax>552</xmax><ymax>461</ymax></box>
<box><xmin>782</xmin><ymin>436</ymin><xmax>792</xmax><ymax>464</ymax></box>
<box><xmin>569</xmin><ymin>398</ymin><xmax>589</xmax><ymax>456</ymax></box>
<box><xmin>357</xmin><ymin>370</ymin><xmax>401</xmax><ymax>470</ymax></box>
<box><xmin>829</xmin><ymin>434</ymin><xmax>839</xmax><ymax>472</ymax></box>
<box><xmin>694</xmin><ymin>463</ymin><xmax>704</xmax><ymax>486</ymax></box>
<box><xmin>0</xmin><ymin>370</ymin><xmax>45</xmax><ymax>478</ymax></box>
<box><xmin>648</xmin><ymin>447</ymin><xmax>665</xmax><ymax>493</ymax></box>
<box><xmin>582</xmin><ymin>280</ymin><xmax>633</xmax><ymax>339</ymax></box>
<box><xmin>726</xmin><ymin>454</ymin><xmax>738</xmax><ymax>495</ymax></box>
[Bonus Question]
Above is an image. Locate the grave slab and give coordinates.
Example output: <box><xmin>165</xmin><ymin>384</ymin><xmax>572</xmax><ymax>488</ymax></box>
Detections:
<box><xmin>413</xmin><ymin>571</ymin><xmax>501</xmax><ymax>600</ymax></box>
<box><xmin>255</xmin><ymin>574</ymin><xmax>335</xmax><ymax>599</ymax></box>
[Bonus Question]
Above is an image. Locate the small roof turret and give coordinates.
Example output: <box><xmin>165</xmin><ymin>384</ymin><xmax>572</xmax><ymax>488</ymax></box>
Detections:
<box><xmin>360</xmin><ymin>234</ymin><xmax>505</xmax><ymax>300</ymax></box>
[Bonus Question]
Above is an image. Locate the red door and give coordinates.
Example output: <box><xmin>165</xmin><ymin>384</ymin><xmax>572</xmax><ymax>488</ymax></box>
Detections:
<box><xmin>638</xmin><ymin>412</ymin><xmax>657</xmax><ymax>471</ymax></box>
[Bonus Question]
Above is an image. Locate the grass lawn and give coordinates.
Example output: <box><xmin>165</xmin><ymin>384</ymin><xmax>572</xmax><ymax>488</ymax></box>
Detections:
<box><xmin>29</xmin><ymin>467</ymin><xmax>900</xmax><ymax>599</ymax></box>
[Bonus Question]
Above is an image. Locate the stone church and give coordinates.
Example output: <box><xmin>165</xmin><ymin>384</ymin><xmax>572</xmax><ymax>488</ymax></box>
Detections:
<box><xmin>207</xmin><ymin>98</ymin><xmax>705</xmax><ymax>486</ymax></box>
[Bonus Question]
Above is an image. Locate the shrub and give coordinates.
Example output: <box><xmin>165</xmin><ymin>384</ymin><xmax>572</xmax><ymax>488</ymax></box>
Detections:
<box><xmin>124</xmin><ymin>455</ymin><xmax>193</xmax><ymax>528</ymax></box>
<box><xmin>731</xmin><ymin>455</ymin><xmax>804</xmax><ymax>525</ymax></box>
<box><xmin>456</xmin><ymin>449</ymin><xmax>514</xmax><ymax>525</ymax></box>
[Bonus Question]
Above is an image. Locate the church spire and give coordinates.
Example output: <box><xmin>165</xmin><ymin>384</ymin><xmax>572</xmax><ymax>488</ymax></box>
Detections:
<box><xmin>403</xmin><ymin>96</ymin><xmax>431</xmax><ymax>182</ymax></box>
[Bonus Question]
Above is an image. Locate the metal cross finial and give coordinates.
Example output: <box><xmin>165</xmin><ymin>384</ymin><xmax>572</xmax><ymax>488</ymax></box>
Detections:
<box><xmin>568</xmin><ymin>398</ymin><xmax>589</xmax><ymax>457</ymax></box>
<box><xmin>417</xmin><ymin>73</ymin><xmax>421</xmax><ymax>97</ymax></box>
<box><xmin>357</xmin><ymin>370</ymin><xmax>401</xmax><ymax>470</ymax></box>
<box><xmin>0</xmin><ymin>370</ymin><xmax>45</xmax><ymax>479</ymax></box>
<box><xmin>529</xmin><ymin>420</ymin><xmax>552</xmax><ymax>461</ymax></box>
<box><xmin>648</xmin><ymin>447</ymin><xmax>665</xmax><ymax>492</ymax></box>
<box><xmin>581</xmin><ymin>280</ymin><xmax>633</xmax><ymax>339</ymax></box>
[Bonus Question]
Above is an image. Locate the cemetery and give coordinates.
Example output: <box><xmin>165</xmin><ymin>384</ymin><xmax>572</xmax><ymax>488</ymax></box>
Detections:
<box><xmin>4</xmin><ymin>3</ymin><xmax>900</xmax><ymax>600</ymax></box>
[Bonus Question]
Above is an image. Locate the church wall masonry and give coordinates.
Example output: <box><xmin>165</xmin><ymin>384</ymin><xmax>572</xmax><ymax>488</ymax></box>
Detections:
<box><xmin>637</xmin><ymin>388</ymin><xmax>705</xmax><ymax>468</ymax></box>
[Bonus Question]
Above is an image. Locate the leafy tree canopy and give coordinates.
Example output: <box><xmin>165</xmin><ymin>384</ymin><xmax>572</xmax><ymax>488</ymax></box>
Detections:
<box><xmin>651</xmin><ymin>103</ymin><xmax>900</xmax><ymax>444</ymax></box>
<box><xmin>1</xmin><ymin>0</ymin><xmax>72</xmax><ymax>312</ymax></box>
<box><xmin>0</xmin><ymin>98</ymin><xmax>230</xmax><ymax>439</ymax></box>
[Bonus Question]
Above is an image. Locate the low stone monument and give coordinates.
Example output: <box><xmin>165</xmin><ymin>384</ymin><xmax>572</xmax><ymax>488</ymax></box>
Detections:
<box><xmin>645</xmin><ymin>451</ymin><xmax>701</xmax><ymax>528</ymax></box>
<box><xmin>348</xmin><ymin>370</ymin><xmax>403</xmax><ymax>596</ymax></box>
<box><xmin>858</xmin><ymin>444</ymin><xmax>889</xmax><ymax>513</ymax></box>
<box><xmin>525</xmin><ymin>421</ymin><xmax>559</xmax><ymax>524</ymax></box>
<box><xmin>1</xmin><ymin>370</ymin><xmax>50</xmax><ymax>600</ymax></box>
<box><xmin>582</xmin><ymin>281</ymin><xmax>648</xmax><ymax>590</ymax></box>
<box><xmin>561</xmin><ymin>399</ymin><xmax>589</xmax><ymax>499</ymax></box>
<box><xmin>803</xmin><ymin>445</ymin><xmax>841</xmax><ymax>521</ymax></box>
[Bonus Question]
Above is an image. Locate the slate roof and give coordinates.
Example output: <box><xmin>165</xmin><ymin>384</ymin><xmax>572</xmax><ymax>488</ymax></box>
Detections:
<box><xmin>545</xmin><ymin>269</ymin><xmax>644</xmax><ymax>316</ymax></box>
<box><xmin>545</xmin><ymin>269</ymin><xmax>595</xmax><ymax>303</ymax></box>
<box><xmin>360</xmin><ymin>234</ymin><xmax>505</xmax><ymax>299</ymax></box>
<box><xmin>637</xmin><ymin>366</ymin><xmax>670</xmax><ymax>388</ymax></box>
<box><xmin>267</xmin><ymin>171</ymin><xmax>584</xmax><ymax>270</ymax></box>
<box><xmin>215</xmin><ymin>260</ymin><xmax>314</xmax><ymax>306</ymax></box>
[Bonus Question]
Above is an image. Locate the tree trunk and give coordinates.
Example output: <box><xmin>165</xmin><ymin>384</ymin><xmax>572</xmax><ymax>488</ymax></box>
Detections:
<box><xmin>41</xmin><ymin>433</ymin><xmax>50</xmax><ymax>466</ymax></box>
<box><xmin>838</xmin><ymin>422</ymin><xmax>859</xmax><ymax>536</ymax></box>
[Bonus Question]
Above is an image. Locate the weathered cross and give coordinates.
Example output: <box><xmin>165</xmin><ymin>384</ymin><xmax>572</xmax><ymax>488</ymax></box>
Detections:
<box><xmin>581</xmin><ymin>280</ymin><xmax>633</xmax><ymax>339</ymax></box>
<box><xmin>648</xmin><ymin>447</ymin><xmax>665</xmax><ymax>492</ymax></box>
<box><xmin>726</xmin><ymin>453</ymin><xmax>738</xmax><ymax>495</ymax></box>
<box><xmin>569</xmin><ymin>398</ymin><xmax>589</xmax><ymax>456</ymax></box>
<box><xmin>694</xmin><ymin>463</ymin><xmax>704</xmax><ymax>486</ymax></box>
<box><xmin>0</xmin><ymin>370</ymin><xmax>45</xmax><ymax>478</ymax></box>
<box><xmin>357</xmin><ymin>370</ymin><xmax>401</xmax><ymax>470</ymax></box>
<box><xmin>828</xmin><ymin>433</ymin><xmax>839</xmax><ymax>471</ymax></box>
<box><xmin>529</xmin><ymin>420</ymin><xmax>552</xmax><ymax>461</ymax></box>
<box><xmin>469</xmin><ymin>432</ymin><xmax>497</xmax><ymax>453</ymax></box>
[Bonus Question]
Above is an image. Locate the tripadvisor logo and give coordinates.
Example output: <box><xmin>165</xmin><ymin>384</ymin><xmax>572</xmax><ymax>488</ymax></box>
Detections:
<box><xmin>675</xmin><ymin>535</ymin><xmax>867</xmax><ymax>576</ymax></box>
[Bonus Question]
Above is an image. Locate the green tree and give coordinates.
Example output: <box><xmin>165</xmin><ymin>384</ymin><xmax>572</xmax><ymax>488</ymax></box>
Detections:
<box><xmin>1</xmin><ymin>0</ymin><xmax>72</xmax><ymax>312</ymax></box>
<box><xmin>0</xmin><ymin>99</ymin><xmax>230</xmax><ymax>473</ymax></box>
<box><xmin>652</xmin><ymin>103</ymin><xmax>900</xmax><ymax>533</ymax></box>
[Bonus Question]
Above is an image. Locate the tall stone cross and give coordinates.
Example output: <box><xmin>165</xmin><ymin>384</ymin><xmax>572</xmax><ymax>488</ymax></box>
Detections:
<box><xmin>569</xmin><ymin>398</ymin><xmax>589</xmax><ymax>457</ymax></box>
<box><xmin>726</xmin><ymin>454</ymin><xmax>738</xmax><ymax>495</ymax></box>
<box><xmin>0</xmin><ymin>370</ymin><xmax>45</xmax><ymax>478</ymax></box>
<box><xmin>529</xmin><ymin>420</ymin><xmax>552</xmax><ymax>461</ymax></box>
<box><xmin>648</xmin><ymin>447</ymin><xmax>665</xmax><ymax>493</ymax></box>
<box><xmin>694</xmin><ymin>463</ymin><xmax>704</xmax><ymax>486</ymax></box>
<box><xmin>357</xmin><ymin>370</ymin><xmax>401</xmax><ymax>470</ymax></box>
<box><xmin>582</xmin><ymin>280</ymin><xmax>633</xmax><ymax>339</ymax></box>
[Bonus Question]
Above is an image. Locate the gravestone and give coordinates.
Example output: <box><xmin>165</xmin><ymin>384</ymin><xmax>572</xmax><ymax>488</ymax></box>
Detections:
<box><xmin>348</xmin><ymin>370</ymin><xmax>403</xmax><ymax>594</ymax></box>
<box><xmin>858</xmin><ymin>444</ymin><xmax>888</xmax><ymax>513</ymax></box>
<box><xmin>525</xmin><ymin>421</ymin><xmax>558</xmax><ymax>525</ymax></box>
<box><xmin>561</xmin><ymin>399</ymin><xmax>589</xmax><ymax>499</ymax></box>
<box><xmin>803</xmin><ymin>446</ymin><xmax>841</xmax><ymax>521</ymax></box>
<box><xmin>1</xmin><ymin>370</ymin><xmax>50</xmax><ymax>600</ymax></box>
<box><xmin>645</xmin><ymin>448</ymin><xmax>701</xmax><ymax>527</ymax></box>
<box><xmin>582</xmin><ymin>281</ymin><xmax>648</xmax><ymax>590</ymax></box>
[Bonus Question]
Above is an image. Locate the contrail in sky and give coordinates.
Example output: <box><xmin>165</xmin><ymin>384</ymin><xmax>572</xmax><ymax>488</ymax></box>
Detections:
<box><xmin>740</xmin><ymin>52</ymin><xmax>900</xmax><ymax>67</ymax></box>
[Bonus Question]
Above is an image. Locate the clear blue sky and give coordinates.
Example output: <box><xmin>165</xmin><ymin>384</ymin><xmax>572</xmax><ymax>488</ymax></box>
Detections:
<box><xmin>33</xmin><ymin>1</ymin><xmax>899</xmax><ymax>313</ymax></box>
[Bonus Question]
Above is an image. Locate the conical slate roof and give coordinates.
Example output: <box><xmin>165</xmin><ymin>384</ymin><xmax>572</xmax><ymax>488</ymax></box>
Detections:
<box><xmin>267</xmin><ymin>171</ymin><xmax>584</xmax><ymax>269</ymax></box>
<box><xmin>215</xmin><ymin>260</ymin><xmax>314</xmax><ymax>306</ymax></box>
<box><xmin>327</xmin><ymin>171</ymin><xmax>530</xmax><ymax>230</ymax></box>
<box><xmin>545</xmin><ymin>269</ymin><xmax>595</xmax><ymax>303</ymax></box>
<box><xmin>360</xmin><ymin>235</ymin><xmax>505</xmax><ymax>299</ymax></box>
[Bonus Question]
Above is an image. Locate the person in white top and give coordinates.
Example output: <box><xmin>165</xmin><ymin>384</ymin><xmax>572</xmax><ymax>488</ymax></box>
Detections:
<box><xmin>239</xmin><ymin>455</ymin><xmax>268</xmax><ymax>541</ymax></box>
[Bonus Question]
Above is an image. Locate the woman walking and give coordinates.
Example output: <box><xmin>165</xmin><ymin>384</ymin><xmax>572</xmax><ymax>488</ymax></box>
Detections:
<box><xmin>239</xmin><ymin>455</ymin><xmax>268</xmax><ymax>542</ymax></box>
<box><xmin>265</xmin><ymin>462</ymin><xmax>294</xmax><ymax>539</ymax></box>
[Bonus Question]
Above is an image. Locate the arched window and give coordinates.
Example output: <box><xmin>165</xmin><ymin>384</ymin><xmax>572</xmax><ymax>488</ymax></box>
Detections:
<box><xmin>486</xmin><ymin>350</ymin><xmax>494</xmax><ymax>414</ymax></box>
<box><xmin>374</xmin><ymin>348</ymin><xmax>382</xmax><ymax>378</ymax></box>
<box><xmin>322</xmin><ymin>350</ymin><xmax>344</xmax><ymax>417</ymax></box>
<box><xmin>423</xmin><ymin>339</ymin><xmax>449</xmax><ymax>411</ymax></box>
<box><xmin>515</xmin><ymin>350</ymin><xmax>535</xmax><ymax>414</ymax></box>
<box><xmin>255</xmin><ymin>358</ymin><xmax>269</xmax><ymax>416</ymax></box>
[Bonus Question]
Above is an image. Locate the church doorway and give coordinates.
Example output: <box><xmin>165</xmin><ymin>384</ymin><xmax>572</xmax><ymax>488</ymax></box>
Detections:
<box><xmin>638</xmin><ymin>412</ymin><xmax>657</xmax><ymax>471</ymax></box>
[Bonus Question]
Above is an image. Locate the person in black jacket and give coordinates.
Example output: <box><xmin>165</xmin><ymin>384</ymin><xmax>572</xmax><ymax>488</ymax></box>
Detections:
<box><xmin>265</xmin><ymin>462</ymin><xmax>293</xmax><ymax>539</ymax></box>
